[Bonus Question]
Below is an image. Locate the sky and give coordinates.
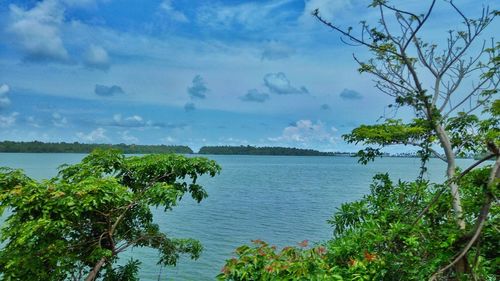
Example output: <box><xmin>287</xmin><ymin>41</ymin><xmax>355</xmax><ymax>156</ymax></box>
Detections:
<box><xmin>0</xmin><ymin>0</ymin><xmax>498</xmax><ymax>152</ymax></box>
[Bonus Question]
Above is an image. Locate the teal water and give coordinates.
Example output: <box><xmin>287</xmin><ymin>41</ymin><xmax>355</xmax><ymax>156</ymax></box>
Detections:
<box><xmin>0</xmin><ymin>153</ymin><xmax>477</xmax><ymax>280</ymax></box>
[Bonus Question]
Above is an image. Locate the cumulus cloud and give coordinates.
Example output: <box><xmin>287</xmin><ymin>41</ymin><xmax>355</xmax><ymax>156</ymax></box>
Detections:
<box><xmin>95</xmin><ymin>84</ymin><xmax>124</xmax><ymax>97</ymax></box>
<box><xmin>119</xmin><ymin>130</ymin><xmax>139</xmax><ymax>144</ymax></box>
<box><xmin>187</xmin><ymin>75</ymin><xmax>209</xmax><ymax>99</ymax></box>
<box><xmin>263</xmin><ymin>72</ymin><xmax>309</xmax><ymax>95</ymax></box>
<box><xmin>76</xmin><ymin>128</ymin><xmax>108</xmax><ymax>143</ymax></box>
<box><xmin>26</xmin><ymin>116</ymin><xmax>42</xmax><ymax>128</ymax></box>
<box><xmin>261</xmin><ymin>41</ymin><xmax>294</xmax><ymax>61</ymax></box>
<box><xmin>7</xmin><ymin>0</ymin><xmax>69</xmax><ymax>62</ymax></box>
<box><xmin>184</xmin><ymin>102</ymin><xmax>196</xmax><ymax>112</ymax></box>
<box><xmin>0</xmin><ymin>84</ymin><xmax>11</xmax><ymax>109</ymax></box>
<box><xmin>160</xmin><ymin>0</ymin><xmax>189</xmax><ymax>22</ymax></box>
<box><xmin>339</xmin><ymin>88</ymin><xmax>363</xmax><ymax>100</ymax></box>
<box><xmin>84</xmin><ymin>45</ymin><xmax>110</xmax><ymax>70</ymax></box>
<box><xmin>240</xmin><ymin>89</ymin><xmax>270</xmax><ymax>103</ymax></box>
<box><xmin>110</xmin><ymin>114</ymin><xmax>163</xmax><ymax>128</ymax></box>
<box><xmin>269</xmin><ymin>119</ymin><xmax>337</xmax><ymax>144</ymax></box>
<box><xmin>0</xmin><ymin>112</ymin><xmax>19</xmax><ymax>128</ymax></box>
<box><xmin>52</xmin><ymin>112</ymin><xmax>68</xmax><ymax>127</ymax></box>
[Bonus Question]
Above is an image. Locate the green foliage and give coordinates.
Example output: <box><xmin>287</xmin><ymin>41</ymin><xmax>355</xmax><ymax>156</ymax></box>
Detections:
<box><xmin>343</xmin><ymin>119</ymin><xmax>430</xmax><ymax>163</ymax></box>
<box><xmin>219</xmin><ymin>169</ymin><xmax>499</xmax><ymax>280</ymax></box>
<box><xmin>344</xmin><ymin>119</ymin><xmax>428</xmax><ymax>146</ymax></box>
<box><xmin>218</xmin><ymin>240</ymin><xmax>341</xmax><ymax>281</ymax></box>
<box><xmin>0</xmin><ymin>149</ymin><xmax>221</xmax><ymax>280</ymax></box>
<box><xmin>103</xmin><ymin>259</ymin><xmax>141</xmax><ymax>281</ymax></box>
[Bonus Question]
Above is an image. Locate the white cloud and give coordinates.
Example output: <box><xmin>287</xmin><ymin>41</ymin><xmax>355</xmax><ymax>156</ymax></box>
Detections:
<box><xmin>263</xmin><ymin>72</ymin><xmax>309</xmax><ymax>95</ymax></box>
<box><xmin>76</xmin><ymin>127</ymin><xmax>109</xmax><ymax>143</ymax></box>
<box><xmin>119</xmin><ymin>130</ymin><xmax>139</xmax><ymax>144</ymax></box>
<box><xmin>61</xmin><ymin>0</ymin><xmax>99</xmax><ymax>8</ymax></box>
<box><xmin>300</xmin><ymin>0</ymin><xmax>352</xmax><ymax>25</ymax></box>
<box><xmin>84</xmin><ymin>44</ymin><xmax>110</xmax><ymax>70</ymax></box>
<box><xmin>0</xmin><ymin>112</ymin><xmax>19</xmax><ymax>128</ymax></box>
<box><xmin>0</xmin><ymin>84</ymin><xmax>11</xmax><ymax>109</ymax></box>
<box><xmin>159</xmin><ymin>0</ymin><xmax>189</xmax><ymax>23</ymax></box>
<box><xmin>261</xmin><ymin>41</ymin><xmax>294</xmax><ymax>61</ymax></box>
<box><xmin>52</xmin><ymin>112</ymin><xmax>68</xmax><ymax>127</ymax></box>
<box><xmin>197</xmin><ymin>0</ymin><xmax>292</xmax><ymax>30</ymax></box>
<box><xmin>7</xmin><ymin>0</ymin><xmax>69</xmax><ymax>62</ymax></box>
<box><xmin>162</xmin><ymin>136</ymin><xmax>176</xmax><ymax>143</ymax></box>
<box><xmin>26</xmin><ymin>116</ymin><xmax>42</xmax><ymax>128</ymax></box>
<box><xmin>269</xmin><ymin>119</ymin><xmax>337</xmax><ymax>144</ymax></box>
<box><xmin>112</xmin><ymin>114</ymin><xmax>153</xmax><ymax>128</ymax></box>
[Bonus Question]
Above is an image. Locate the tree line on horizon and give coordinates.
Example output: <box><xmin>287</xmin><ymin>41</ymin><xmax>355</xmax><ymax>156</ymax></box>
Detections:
<box><xmin>0</xmin><ymin>141</ymin><xmax>356</xmax><ymax>156</ymax></box>
<box><xmin>0</xmin><ymin>141</ymin><xmax>193</xmax><ymax>154</ymax></box>
<box><xmin>198</xmin><ymin>145</ymin><xmax>345</xmax><ymax>156</ymax></box>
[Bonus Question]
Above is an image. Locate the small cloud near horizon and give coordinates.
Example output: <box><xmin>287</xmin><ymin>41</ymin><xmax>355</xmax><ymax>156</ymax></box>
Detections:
<box><xmin>0</xmin><ymin>84</ymin><xmax>11</xmax><ymax>109</ymax></box>
<box><xmin>264</xmin><ymin>72</ymin><xmax>309</xmax><ymax>95</ymax></box>
<box><xmin>84</xmin><ymin>45</ymin><xmax>110</xmax><ymax>70</ymax></box>
<box><xmin>187</xmin><ymin>75</ymin><xmax>209</xmax><ymax>99</ymax></box>
<box><xmin>95</xmin><ymin>84</ymin><xmax>125</xmax><ymax>97</ymax></box>
<box><xmin>339</xmin><ymin>88</ymin><xmax>363</xmax><ymax>100</ymax></box>
<box><xmin>240</xmin><ymin>89</ymin><xmax>270</xmax><ymax>103</ymax></box>
<box><xmin>320</xmin><ymin>103</ymin><xmax>330</xmax><ymax>110</ymax></box>
<box><xmin>184</xmin><ymin>102</ymin><xmax>196</xmax><ymax>111</ymax></box>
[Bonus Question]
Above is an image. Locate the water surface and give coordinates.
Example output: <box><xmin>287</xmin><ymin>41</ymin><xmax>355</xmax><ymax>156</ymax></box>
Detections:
<box><xmin>0</xmin><ymin>153</ymin><xmax>477</xmax><ymax>280</ymax></box>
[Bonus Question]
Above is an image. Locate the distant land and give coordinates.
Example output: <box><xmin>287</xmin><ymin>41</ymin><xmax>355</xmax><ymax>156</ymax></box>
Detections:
<box><xmin>0</xmin><ymin>141</ymin><xmax>464</xmax><ymax>158</ymax></box>
<box><xmin>0</xmin><ymin>141</ymin><xmax>193</xmax><ymax>154</ymax></box>
<box><xmin>198</xmin><ymin>145</ymin><xmax>346</xmax><ymax>156</ymax></box>
<box><xmin>0</xmin><ymin>141</ymin><xmax>352</xmax><ymax>156</ymax></box>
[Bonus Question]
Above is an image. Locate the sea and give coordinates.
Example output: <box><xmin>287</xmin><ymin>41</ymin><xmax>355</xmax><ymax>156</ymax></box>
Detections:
<box><xmin>0</xmin><ymin>153</ymin><xmax>479</xmax><ymax>280</ymax></box>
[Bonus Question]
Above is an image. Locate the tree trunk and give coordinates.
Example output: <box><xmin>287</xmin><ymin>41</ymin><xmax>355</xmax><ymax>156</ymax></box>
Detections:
<box><xmin>84</xmin><ymin>257</ymin><xmax>106</xmax><ymax>281</ymax></box>
<box><xmin>435</xmin><ymin>124</ymin><xmax>465</xmax><ymax>229</ymax></box>
<box><xmin>435</xmin><ymin>124</ymin><xmax>469</xmax><ymax>274</ymax></box>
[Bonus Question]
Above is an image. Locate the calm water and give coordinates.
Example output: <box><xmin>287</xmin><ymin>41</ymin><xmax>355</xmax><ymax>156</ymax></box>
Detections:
<box><xmin>0</xmin><ymin>153</ymin><xmax>477</xmax><ymax>280</ymax></box>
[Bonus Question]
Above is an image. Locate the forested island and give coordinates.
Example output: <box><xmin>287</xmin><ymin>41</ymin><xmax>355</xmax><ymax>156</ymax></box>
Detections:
<box><xmin>0</xmin><ymin>141</ymin><xmax>193</xmax><ymax>154</ymax></box>
<box><xmin>198</xmin><ymin>145</ymin><xmax>350</xmax><ymax>156</ymax></box>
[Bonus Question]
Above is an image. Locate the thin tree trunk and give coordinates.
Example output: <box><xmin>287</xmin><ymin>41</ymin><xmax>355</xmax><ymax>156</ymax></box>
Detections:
<box><xmin>435</xmin><ymin>124</ymin><xmax>468</xmax><ymax>273</ymax></box>
<box><xmin>84</xmin><ymin>257</ymin><xmax>106</xmax><ymax>281</ymax></box>
<box><xmin>435</xmin><ymin>124</ymin><xmax>466</xmax><ymax>229</ymax></box>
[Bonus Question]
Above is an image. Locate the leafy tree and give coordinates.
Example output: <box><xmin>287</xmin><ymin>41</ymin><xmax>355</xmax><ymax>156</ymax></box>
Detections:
<box><xmin>219</xmin><ymin>1</ymin><xmax>499</xmax><ymax>280</ymax></box>
<box><xmin>0</xmin><ymin>149</ymin><xmax>220</xmax><ymax>280</ymax></box>
<box><xmin>312</xmin><ymin>0</ymin><xmax>498</xmax><ymax>275</ymax></box>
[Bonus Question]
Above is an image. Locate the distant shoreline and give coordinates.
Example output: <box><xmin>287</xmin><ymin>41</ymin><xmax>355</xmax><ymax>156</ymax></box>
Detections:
<box><xmin>0</xmin><ymin>141</ymin><xmax>476</xmax><ymax>159</ymax></box>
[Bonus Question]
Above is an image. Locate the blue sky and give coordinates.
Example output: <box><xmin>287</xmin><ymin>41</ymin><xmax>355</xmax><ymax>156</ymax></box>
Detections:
<box><xmin>0</xmin><ymin>0</ymin><xmax>497</xmax><ymax>152</ymax></box>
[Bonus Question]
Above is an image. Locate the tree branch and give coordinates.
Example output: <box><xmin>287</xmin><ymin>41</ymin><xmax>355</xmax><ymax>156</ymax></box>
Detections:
<box><xmin>430</xmin><ymin>155</ymin><xmax>499</xmax><ymax>280</ymax></box>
